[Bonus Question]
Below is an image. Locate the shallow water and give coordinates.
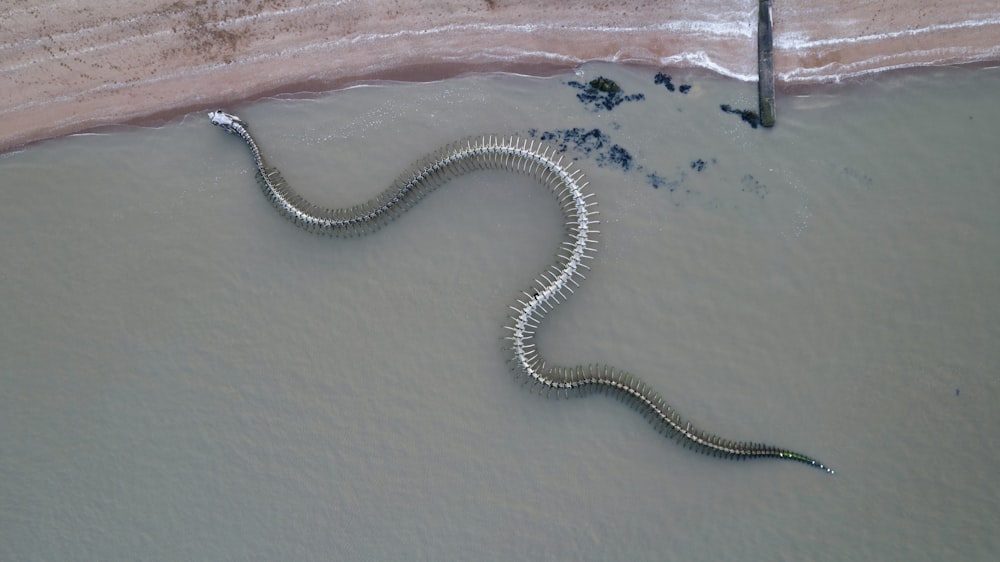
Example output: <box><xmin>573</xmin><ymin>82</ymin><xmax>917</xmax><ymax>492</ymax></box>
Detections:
<box><xmin>2</xmin><ymin>63</ymin><xmax>998</xmax><ymax>560</ymax></box>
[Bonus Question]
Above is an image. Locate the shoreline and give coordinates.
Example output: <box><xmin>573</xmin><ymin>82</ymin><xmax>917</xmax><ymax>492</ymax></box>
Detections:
<box><xmin>3</xmin><ymin>0</ymin><xmax>998</xmax><ymax>154</ymax></box>
<box><xmin>106</xmin><ymin>59</ymin><xmax>1000</xmax><ymax>141</ymax></box>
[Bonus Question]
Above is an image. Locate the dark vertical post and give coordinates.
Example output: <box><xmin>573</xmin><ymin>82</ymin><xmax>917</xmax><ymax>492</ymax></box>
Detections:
<box><xmin>757</xmin><ymin>0</ymin><xmax>776</xmax><ymax>127</ymax></box>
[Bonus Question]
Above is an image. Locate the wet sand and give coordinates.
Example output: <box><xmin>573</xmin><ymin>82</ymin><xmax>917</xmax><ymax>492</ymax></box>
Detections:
<box><xmin>2</xmin><ymin>0</ymin><xmax>999</xmax><ymax>152</ymax></box>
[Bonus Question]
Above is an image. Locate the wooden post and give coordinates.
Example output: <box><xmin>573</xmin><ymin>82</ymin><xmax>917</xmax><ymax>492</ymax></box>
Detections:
<box><xmin>758</xmin><ymin>0</ymin><xmax>776</xmax><ymax>127</ymax></box>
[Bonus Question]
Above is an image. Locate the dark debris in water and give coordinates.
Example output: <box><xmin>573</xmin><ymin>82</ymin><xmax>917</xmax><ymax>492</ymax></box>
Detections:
<box><xmin>587</xmin><ymin>76</ymin><xmax>620</xmax><ymax>93</ymax></box>
<box><xmin>841</xmin><ymin>166</ymin><xmax>873</xmax><ymax>187</ymax></box>
<box><xmin>647</xmin><ymin>172</ymin><xmax>683</xmax><ymax>192</ymax></box>
<box><xmin>720</xmin><ymin>104</ymin><xmax>760</xmax><ymax>128</ymax></box>
<box><xmin>526</xmin><ymin>127</ymin><xmax>635</xmax><ymax>172</ymax></box>
<box><xmin>654</xmin><ymin>72</ymin><xmax>675</xmax><ymax>92</ymax></box>
<box><xmin>537</xmin><ymin>71</ymin><xmax>760</xmax><ymax>200</ymax></box>
<box><xmin>654</xmin><ymin>72</ymin><xmax>691</xmax><ymax>94</ymax></box>
<box><xmin>598</xmin><ymin>144</ymin><xmax>633</xmax><ymax>171</ymax></box>
<box><xmin>525</xmin><ymin>126</ymin><xmax>722</xmax><ymax>196</ymax></box>
<box><xmin>741</xmin><ymin>174</ymin><xmax>768</xmax><ymax>198</ymax></box>
<box><xmin>567</xmin><ymin>76</ymin><xmax>645</xmax><ymax>112</ymax></box>
<box><xmin>689</xmin><ymin>158</ymin><xmax>716</xmax><ymax>172</ymax></box>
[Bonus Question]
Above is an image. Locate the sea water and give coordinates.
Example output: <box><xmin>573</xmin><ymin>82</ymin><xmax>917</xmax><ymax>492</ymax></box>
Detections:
<box><xmin>2</xmin><ymin>63</ymin><xmax>998</xmax><ymax>560</ymax></box>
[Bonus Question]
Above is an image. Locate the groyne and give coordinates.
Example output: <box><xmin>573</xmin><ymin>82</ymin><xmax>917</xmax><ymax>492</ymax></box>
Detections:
<box><xmin>758</xmin><ymin>0</ymin><xmax>776</xmax><ymax>127</ymax></box>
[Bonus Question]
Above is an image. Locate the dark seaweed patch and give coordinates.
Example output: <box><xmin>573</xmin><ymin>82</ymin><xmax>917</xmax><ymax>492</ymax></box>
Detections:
<box><xmin>528</xmin><ymin>126</ymin><xmax>708</xmax><ymax>196</ymax></box>
<box><xmin>740</xmin><ymin>174</ymin><xmax>768</xmax><ymax>198</ymax></box>
<box><xmin>536</xmin><ymin>127</ymin><xmax>607</xmax><ymax>156</ymax></box>
<box><xmin>598</xmin><ymin>144</ymin><xmax>633</xmax><ymax>171</ymax></box>
<box><xmin>689</xmin><ymin>157</ymin><xmax>716</xmax><ymax>172</ymax></box>
<box><xmin>527</xmin><ymin>127</ymin><xmax>635</xmax><ymax>172</ymax></box>
<box><xmin>654</xmin><ymin>72</ymin><xmax>675</xmax><ymax>92</ymax></box>
<box><xmin>525</xmin><ymin>128</ymin><xmax>700</xmax><ymax>192</ymax></box>
<box><xmin>567</xmin><ymin>76</ymin><xmax>645</xmax><ymax>112</ymax></box>
<box><xmin>647</xmin><ymin>172</ymin><xmax>668</xmax><ymax>189</ymax></box>
<box><xmin>654</xmin><ymin>72</ymin><xmax>692</xmax><ymax>94</ymax></box>
<box><xmin>841</xmin><ymin>166</ymin><xmax>873</xmax><ymax>187</ymax></box>
<box><xmin>526</xmin><ymin>128</ymin><xmax>644</xmax><ymax>174</ymax></box>
<box><xmin>647</xmin><ymin>172</ymin><xmax>684</xmax><ymax>192</ymax></box>
<box><xmin>587</xmin><ymin>76</ymin><xmax>620</xmax><ymax>93</ymax></box>
<box><xmin>526</xmin><ymin>127</ymin><xmax>691</xmax><ymax>189</ymax></box>
<box><xmin>720</xmin><ymin>104</ymin><xmax>760</xmax><ymax>128</ymax></box>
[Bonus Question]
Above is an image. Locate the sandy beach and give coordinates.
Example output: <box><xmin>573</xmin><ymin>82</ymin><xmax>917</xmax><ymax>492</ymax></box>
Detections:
<box><xmin>2</xmin><ymin>0</ymin><xmax>998</xmax><ymax>153</ymax></box>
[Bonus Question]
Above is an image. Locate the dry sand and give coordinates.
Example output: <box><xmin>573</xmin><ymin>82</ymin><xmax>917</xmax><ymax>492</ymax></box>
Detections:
<box><xmin>2</xmin><ymin>0</ymin><xmax>998</xmax><ymax>152</ymax></box>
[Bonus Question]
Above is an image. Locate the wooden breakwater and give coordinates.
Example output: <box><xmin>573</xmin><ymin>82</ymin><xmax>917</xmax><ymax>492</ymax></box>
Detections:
<box><xmin>758</xmin><ymin>0</ymin><xmax>775</xmax><ymax>127</ymax></box>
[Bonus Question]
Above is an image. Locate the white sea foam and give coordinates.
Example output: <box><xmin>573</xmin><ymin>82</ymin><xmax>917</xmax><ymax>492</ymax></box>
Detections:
<box><xmin>776</xmin><ymin>16</ymin><xmax>1000</xmax><ymax>51</ymax></box>
<box><xmin>0</xmin><ymin>29</ymin><xmax>175</xmax><ymax>74</ymax></box>
<box><xmin>4</xmin><ymin>3</ymin><xmax>998</xmax><ymax>123</ymax></box>
<box><xmin>0</xmin><ymin>0</ymin><xmax>352</xmax><ymax>53</ymax></box>
<box><xmin>657</xmin><ymin>51</ymin><xmax>756</xmax><ymax>82</ymax></box>
<box><xmin>780</xmin><ymin>45</ymin><xmax>1000</xmax><ymax>83</ymax></box>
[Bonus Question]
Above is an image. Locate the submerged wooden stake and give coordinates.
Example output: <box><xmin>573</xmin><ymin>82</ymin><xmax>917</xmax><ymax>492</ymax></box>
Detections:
<box><xmin>758</xmin><ymin>0</ymin><xmax>776</xmax><ymax>127</ymax></box>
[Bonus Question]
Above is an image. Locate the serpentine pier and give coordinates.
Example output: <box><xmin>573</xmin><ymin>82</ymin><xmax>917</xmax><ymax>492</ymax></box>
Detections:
<box><xmin>208</xmin><ymin>109</ymin><xmax>832</xmax><ymax>474</ymax></box>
